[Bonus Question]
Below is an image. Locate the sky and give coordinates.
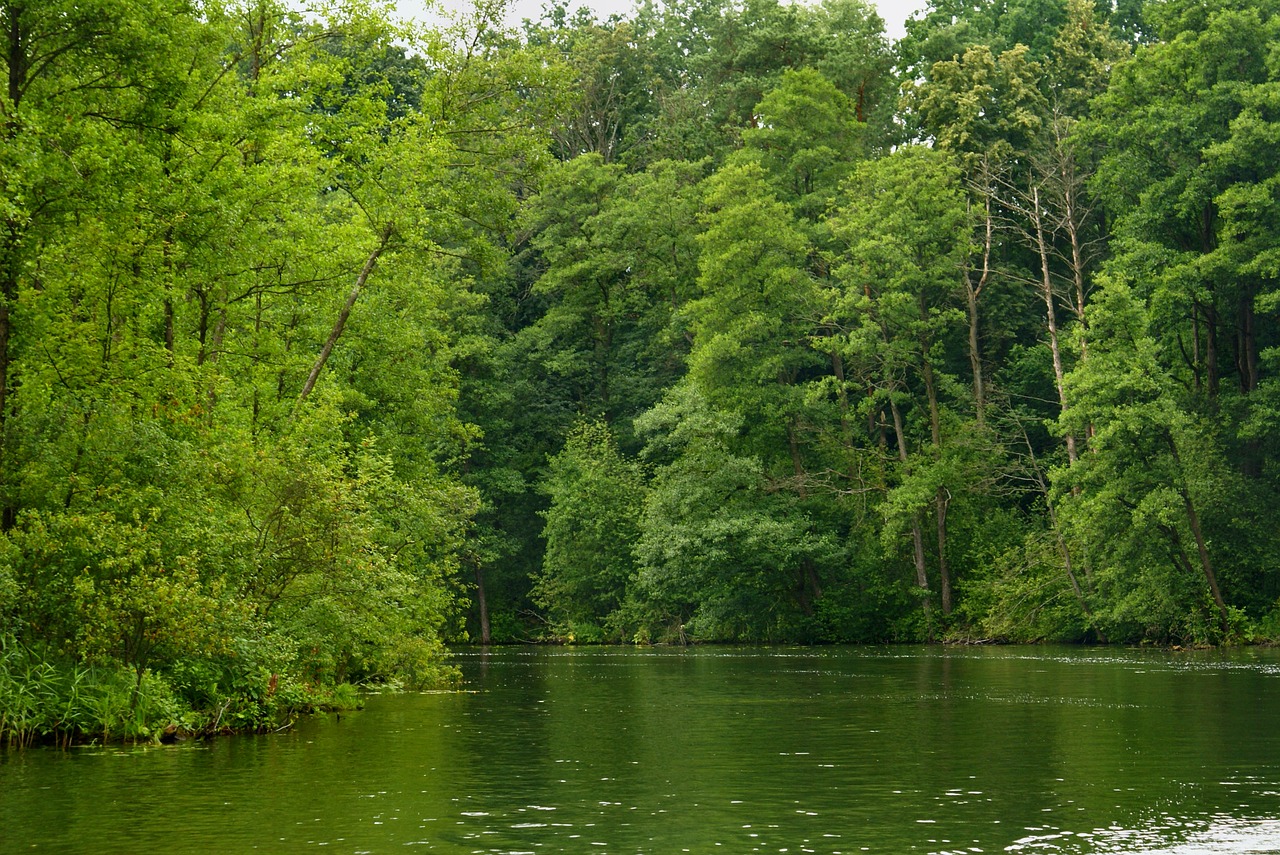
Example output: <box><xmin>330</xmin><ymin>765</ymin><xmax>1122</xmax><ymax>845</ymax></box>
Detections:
<box><xmin>388</xmin><ymin>0</ymin><xmax>925</xmax><ymax>39</ymax></box>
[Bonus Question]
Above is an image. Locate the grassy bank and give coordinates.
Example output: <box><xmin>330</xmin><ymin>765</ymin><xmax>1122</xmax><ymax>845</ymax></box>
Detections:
<box><xmin>0</xmin><ymin>636</ymin><xmax>365</xmax><ymax>749</ymax></box>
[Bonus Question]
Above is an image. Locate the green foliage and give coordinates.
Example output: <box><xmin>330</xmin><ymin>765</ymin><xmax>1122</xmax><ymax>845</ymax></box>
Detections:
<box><xmin>903</xmin><ymin>42</ymin><xmax>1047</xmax><ymax>164</ymax></box>
<box><xmin>738</xmin><ymin>68</ymin><xmax>868</xmax><ymax>220</ymax></box>
<box><xmin>5</xmin><ymin>0</ymin><xmax>1280</xmax><ymax>751</ymax></box>
<box><xmin>0</xmin><ymin>635</ymin><xmax>184</xmax><ymax>746</ymax></box>
<box><xmin>629</xmin><ymin>387</ymin><xmax>845</xmax><ymax>641</ymax></box>
<box><xmin>534</xmin><ymin>420</ymin><xmax>647</xmax><ymax>635</ymax></box>
<box><xmin>1048</xmin><ymin>0</ymin><xmax>1280</xmax><ymax>643</ymax></box>
<box><xmin>0</xmin><ymin>0</ymin><xmax>555</xmax><ymax>743</ymax></box>
<box><xmin>952</xmin><ymin>509</ymin><xmax>1091</xmax><ymax>643</ymax></box>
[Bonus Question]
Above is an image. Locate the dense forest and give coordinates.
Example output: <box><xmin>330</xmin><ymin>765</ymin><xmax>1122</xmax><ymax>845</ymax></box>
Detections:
<box><xmin>2</xmin><ymin>0</ymin><xmax>1279</xmax><ymax>743</ymax></box>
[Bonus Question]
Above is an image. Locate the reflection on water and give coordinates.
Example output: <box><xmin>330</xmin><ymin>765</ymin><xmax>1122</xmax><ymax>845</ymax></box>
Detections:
<box><xmin>1011</xmin><ymin>815</ymin><xmax>1280</xmax><ymax>854</ymax></box>
<box><xmin>3</xmin><ymin>645</ymin><xmax>1280</xmax><ymax>854</ymax></box>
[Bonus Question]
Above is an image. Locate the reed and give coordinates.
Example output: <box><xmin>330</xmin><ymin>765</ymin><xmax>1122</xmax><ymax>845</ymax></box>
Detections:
<box><xmin>0</xmin><ymin>636</ymin><xmax>184</xmax><ymax>747</ymax></box>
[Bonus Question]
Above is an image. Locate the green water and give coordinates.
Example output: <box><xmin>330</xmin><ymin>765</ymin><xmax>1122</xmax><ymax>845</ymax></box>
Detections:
<box><xmin>4</xmin><ymin>646</ymin><xmax>1280</xmax><ymax>854</ymax></box>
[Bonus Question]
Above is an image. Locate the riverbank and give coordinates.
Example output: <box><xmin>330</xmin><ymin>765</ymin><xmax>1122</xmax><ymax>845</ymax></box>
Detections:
<box><xmin>0</xmin><ymin>640</ymin><xmax>367</xmax><ymax>749</ymax></box>
<box><xmin>8</xmin><ymin>645</ymin><xmax>1280</xmax><ymax>852</ymax></box>
<box><xmin>11</xmin><ymin>632</ymin><xmax>1275</xmax><ymax>749</ymax></box>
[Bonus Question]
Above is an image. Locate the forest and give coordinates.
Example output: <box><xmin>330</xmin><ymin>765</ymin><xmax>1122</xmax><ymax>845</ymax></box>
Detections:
<box><xmin>1</xmin><ymin>0</ymin><xmax>1279</xmax><ymax>744</ymax></box>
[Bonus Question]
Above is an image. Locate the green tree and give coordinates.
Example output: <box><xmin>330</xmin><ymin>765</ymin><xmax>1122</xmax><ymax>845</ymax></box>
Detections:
<box><xmin>828</xmin><ymin>146</ymin><xmax>971</xmax><ymax>621</ymax></box>
<box><xmin>1060</xmin><ymin>0</ymin><xmax>1280</xmax><ymax>639</ymax></box>
<box><xmin>1055</xmin><ymin>279</ymin><xmax>1240</xmax><ymax>640</ymax></box>
<box><xmin>632</xmin><ymin>386</ymin><xmax>841</xmax><ymax>640</ymax></box>
<box><xmin>737</xmin><ymin>68</ymin><xmax>867</xmax><ymax>223</ymax></box>
<box><xmin>534</xmin><ymin>421</ymin><xmax>646</xmax><ymax>638</ymax></box>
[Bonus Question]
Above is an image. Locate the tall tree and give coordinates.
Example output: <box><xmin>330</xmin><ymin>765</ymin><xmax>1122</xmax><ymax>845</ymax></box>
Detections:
<box><xmin>828</xmin><ymin>146</ymin><xmax>971</xmax><ymax>620</ymax></box>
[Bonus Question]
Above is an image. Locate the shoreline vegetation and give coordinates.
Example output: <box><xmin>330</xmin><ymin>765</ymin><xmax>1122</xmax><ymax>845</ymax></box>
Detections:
<box><xmin>0</xmin><ymin>636</ymin><xmax>1259</xmax><ymax>749</ymax></box>
<box><xmin>4</xmin><ymin>0</ymin><xmax>1280</xmax><ymax>747</ymax></box>
<box><xmin>5</xmin><ymin>634</ymin><xmax>1269</xmax><ymax>750</ymax></box>
<box><xmin>0</xmin><ymin>633</ymin><xmax>377</xmax><ymax>749</ymax></box>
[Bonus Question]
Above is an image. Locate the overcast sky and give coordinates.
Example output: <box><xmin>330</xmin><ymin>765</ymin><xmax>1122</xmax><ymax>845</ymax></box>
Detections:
<box><xmin>389</xmin><ymin>0</ymin><xmax>924</xmax><ymax>39</ymax></box>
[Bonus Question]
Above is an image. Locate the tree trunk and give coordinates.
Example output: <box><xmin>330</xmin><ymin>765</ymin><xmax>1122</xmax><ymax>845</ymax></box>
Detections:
<box><xmin>889</xmin><ymin>394</ymin><xmax>930</xmax><ymax>617</ymax></box>
<box><xmin>1204</xmin><ymin>299</ymin><xmax>1220</xmax><ymax>398</ymax></box>
<box><xmin>205</xmin><ymin>308</ymin><xmax>227</xmax><ymax>417</ymax></box>
<box><xmin>163</xmin><ymin>298</ymin><xmax>175</xmax><ymax>355</ymax></box>
<box><xmin>1238</xmin><ymin>291</ymin><xmax>1262</xmax><ymax>478</ymax></box>
<box><xmin>0</xmin><ymin>212</ymin><xmax>18</xmax><ymax>531</ymax></box>
<box><xmin>1051</xmin><ymin>113</ymin><xmax>1091</xmax><ymax>358</ymax></box>
<box><xmin>1016</xmin><ymin>416</ymin><xmax>1102</xmax><ymax>635</ymax></box>
<box><xmin>831</xmin><ymin>349</ymin><xmax>854</xmax><ymax>452</ymax></box>
<box><xmin>1064</xmin><ymin>198</ymin><xmax>1088</xmax><ymax>356</ymax></box>
<box><xmin>594</xmin><ymin>281</ymin><xmax>612</xmax><ymax>410</ymax></box>
<box><xmin>1167</xmin><ymin>436</ymin><xmax>1229</xmax><ymax>631</ymax></box>
<box><xmin>1049</xmin><ymin>504</ymin><xmax>1101</xmax><ymax>637</ymax></box>
<box><xmin>251</xmin><ymin>293</ymin><xmax>262</xmax><ymax>432</ymax></box>
<box><xmin>788</xmin><ymin>419</ymin><xmax>806</xmax><ymax>497</ymax></box>
<box><xmin>474</xmin><ymin>564</ymin><xmax>491</xmax><ymax>645</ymax></box>
<box><xmin>7</xmin><ymin>5</ymin><xmax>28</xmax><ymax>111</ymax></box>
<box><xmin>964</xmin><ymin>278</ymin><xmax>984</xmax><ymax>427</ymax></box>
<box><xmin>786</xmin><ymin>419</ymin><xmax>822</xmax><ymax>614</ymax></box>
<box><xmin>919</xmin><ymin>346</ymin><xmax>941</xmax><ymax>452</ymax></box>
<box><xmin>298</xmin><ymin>223</ymin><xmax>394</xmax><ymax>405</ymax></box>
<box><xmin>0</xmin><ymin>298</ymin><xmax>8</xmax><ymax>436</ymax></box>
<box><xmin>936</xmin><ymin>487</ymin><xmax>951</xmax><ymax>616</ymax></box>
<box><xmin>909</xmin><ymin>513</ymin><xmax>930</xmax><ymax>618</ymax></box>
<box><xmin>917</xmin><ymin>315</ymin><xmax>950</xmax><ymax>618</ymax></box>
<box><xmin>1032</xmin><ymin>186</ymin><xmax>1077</xmax><ymax>464</ymax></box>
<box><xmin>963</xmin><ymin>192</ymin><xmax>992</xmax><ymax>427</ymax></box>
<box><xmin>1192</xmin><ymin>308</ymin><xmax>1202</xmax><ymax>394</ymax></box>
<box><xmin>1239</xmin><ymin>291</ymin><xmax>1259</xmax><ymax>394</ymax></box>
<box><xmin>2</xmin><ymin>4</ymin><xmax>28</xmax><ymax>426</ymax></box>
<box><xmin>1183</xmin><ymin>489</ymin><xmax>1228</xmax><ymax>632</ymax></box>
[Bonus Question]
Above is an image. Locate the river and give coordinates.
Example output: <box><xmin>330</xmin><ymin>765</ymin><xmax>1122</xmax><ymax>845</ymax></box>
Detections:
<box><xmin>3</xmin><ymin>645</ymin><xmax>1280</xmax><ymax>853</ymax></box>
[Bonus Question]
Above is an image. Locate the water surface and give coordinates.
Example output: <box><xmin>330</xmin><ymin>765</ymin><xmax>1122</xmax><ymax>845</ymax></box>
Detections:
<box><xmin>4</xmin><ymin>645</ymin><xmax>1280</xmax><ymax>853</ymax></box>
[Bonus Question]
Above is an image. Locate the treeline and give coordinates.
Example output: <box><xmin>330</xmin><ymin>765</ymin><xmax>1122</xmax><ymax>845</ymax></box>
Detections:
<box><xmin>492</xmin><ymin>0</ymin><xmax>1280</xmax><ymax>648</ymax></box>
<box><xmin>2</xmin><ymin>0</ymin><xmax>1279</xmax><ymax>743</ymax></box>
<box><xmin>0</xmin><ymin>0</ymin><xmax>560</xmax><ymax>743</ymax></box>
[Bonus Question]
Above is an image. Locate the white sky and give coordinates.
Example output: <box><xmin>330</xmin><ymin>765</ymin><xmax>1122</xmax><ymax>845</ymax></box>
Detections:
<box><xmin>389</xmin><ymin>0</ymin><xmax>924</xmax><ymax>40</ymax></box>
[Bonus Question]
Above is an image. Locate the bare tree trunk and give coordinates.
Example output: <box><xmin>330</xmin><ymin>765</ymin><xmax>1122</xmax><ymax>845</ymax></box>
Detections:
<box><xmin>298</xmin><ymin>223</ymin><xmax>394</xmax><ymax>405</ymax></box>
<box><xmin>1046</xmin><ymin>500</ymin><xmax>1094</xmax><ymax>625</ymax></box>
<box><xmin>963</xmin><ymin>191</ymin><xmax>993</xmax><ymax>427</ymax></box>
<box><xmin>1063</xmin><ymin>186</ymin><xmax>1089</xmax><ymax>363</ymax></box>
<box><xmin>1049</xmin><ymin>113</ymin><xmax>1092</xmax><ymax>355</ymax></box>
<box><xmin>964</xmin><ymin>280</ymin><xmax>984</xmax><ymax>425</ymax></box>
<box><xmin>1183</xmin><ymin>490</ymin><xmax>1228</xmax><ymax>631</ymax></box>
<box><xmin>1032</xmin><ymin>186</ymin><xmax>1077</xmax><ymax>464</ymax></box>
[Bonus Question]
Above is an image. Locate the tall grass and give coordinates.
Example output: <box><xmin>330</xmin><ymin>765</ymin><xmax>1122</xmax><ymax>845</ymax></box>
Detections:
<box><xmin>0</xmin><ymin>635</ymin><xmax>179</xmax><ymax>748</ymax></box>
<box><xmin>1</xmin><ymin>634</ymin><xmax>368</xmax><ymax>748</ymax></box>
